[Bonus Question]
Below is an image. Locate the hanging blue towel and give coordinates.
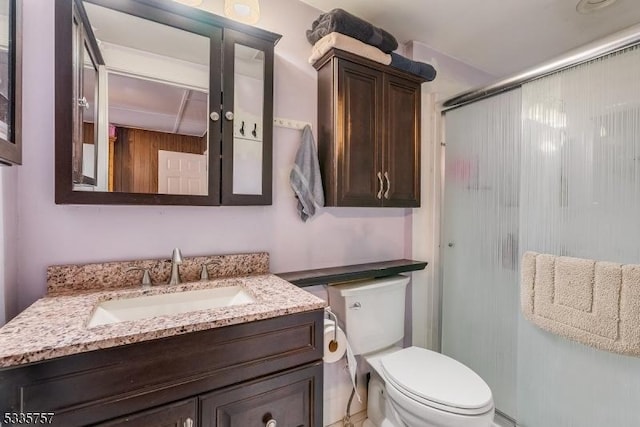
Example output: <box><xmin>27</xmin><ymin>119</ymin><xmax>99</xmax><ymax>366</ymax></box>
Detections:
<box><xmin>290</xmin><ymin>125</ymin><xmax>325</xmax><ymax>222</ymax></box>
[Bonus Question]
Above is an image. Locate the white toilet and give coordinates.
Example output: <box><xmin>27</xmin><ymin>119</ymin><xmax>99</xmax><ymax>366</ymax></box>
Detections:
<box><xmin>328</xmin><ymin>275</ymin><xmax>495</xmax><ymax>427</ymax></box>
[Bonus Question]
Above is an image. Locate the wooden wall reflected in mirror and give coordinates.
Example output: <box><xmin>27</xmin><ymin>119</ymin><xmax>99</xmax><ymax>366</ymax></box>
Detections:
<box><xmin>0</xmin><ymin>0</ymin><xmax>22</xmax><ymax>166</ymax></box>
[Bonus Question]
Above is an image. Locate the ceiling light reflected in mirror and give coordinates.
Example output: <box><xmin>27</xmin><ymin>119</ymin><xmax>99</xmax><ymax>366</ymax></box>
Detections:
<box><xmin>224</xmin><ymin>0</ymin><xmax>260</xmax><ymax>24</ymax></box>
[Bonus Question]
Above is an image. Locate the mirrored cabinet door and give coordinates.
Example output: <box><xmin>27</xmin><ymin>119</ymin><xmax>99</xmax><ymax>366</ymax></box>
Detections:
<box><xmin>221</xmin><ymin>29</ymin><xmax>274</xmax><ymax>206</ymax></box>
<box><xmin>0</xmin><ymin>0</ymin><xmax>21</xmax><ymax>166</ymax></box>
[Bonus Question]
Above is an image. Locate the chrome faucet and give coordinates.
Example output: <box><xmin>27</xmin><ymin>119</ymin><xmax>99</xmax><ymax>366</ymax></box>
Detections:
<box><xmin>168</xmin><ymin>248</ymin><xmax>184</xmax><ymax>285</ymax></box>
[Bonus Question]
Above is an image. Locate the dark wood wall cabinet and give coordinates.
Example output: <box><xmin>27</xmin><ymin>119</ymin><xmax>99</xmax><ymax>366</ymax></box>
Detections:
<box><xmin>315</xmin><ymin>49</ymin><xmax>426</xmax><ymax>207</ymax></box>
<box><xmin>0</xmin><ymin>310</ymin><xmax>324</xmax><ymax>427</ymax></box>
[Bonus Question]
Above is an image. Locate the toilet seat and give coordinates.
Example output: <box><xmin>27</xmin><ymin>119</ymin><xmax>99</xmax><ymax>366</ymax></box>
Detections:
<box><xmin>379</xmin><ymin>347</ymin><xmax>494</xmax><ymax>416</ymax></box>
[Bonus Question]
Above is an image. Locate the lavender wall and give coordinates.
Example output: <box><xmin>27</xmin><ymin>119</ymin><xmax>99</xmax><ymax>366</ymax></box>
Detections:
<box><xmin>13</xmin><ymin>0</ymin><xmax>411</xmax><ymax>315</ymax></box>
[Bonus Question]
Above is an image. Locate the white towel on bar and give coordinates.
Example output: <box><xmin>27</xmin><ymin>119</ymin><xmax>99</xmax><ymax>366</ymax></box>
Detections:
<box><xmin>521</xmin><ymin>251</ymin><xmax>640</xmax><ymax>357</ymax></box>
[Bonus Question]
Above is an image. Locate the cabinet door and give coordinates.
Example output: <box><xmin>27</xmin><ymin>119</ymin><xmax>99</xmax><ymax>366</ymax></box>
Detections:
<box><xmin>96</xmin><ymin>398</ymin><xmax>196</xmax><ymax>427</ymax></box>
<box><xmin>200</xmin><ymin>363</ymin><xmax>322</xmax><ymax>427</ymax></box>
<box><xmin>335</xmin><ymin>59</ymin><xmax>384</xmax><ymax>206</ymax></box>
<box><xmin>383</xmin><ymin>74</ymin><xmax>421</xmax><ymax>207</ymax></box>
<box><xmin>221</xmin><ymin>29</ymin><xmax>274</xmax><ymax>206</ymax></box>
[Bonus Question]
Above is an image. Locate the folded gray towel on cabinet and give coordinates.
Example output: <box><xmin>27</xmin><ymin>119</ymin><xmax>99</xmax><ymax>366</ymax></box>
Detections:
<box><xmin>290</xmin><ymin>125</ymin><xmax>325</xmax><ymax>222</ymax></box>
<box><xmin>390</xmin><ymin>52</ymin><xmax>437</xmax><ymax>81</ymax></box>
<box><xmin>306</xmin><ymin>8</ymin><xmax>398</xmax><ymax>53</ymax></box>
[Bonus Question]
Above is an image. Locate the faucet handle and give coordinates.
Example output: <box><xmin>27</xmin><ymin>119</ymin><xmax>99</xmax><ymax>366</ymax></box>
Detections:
<box><xmin>125</xmin><ymin>267</ymin><xmax>153</xmax><ymax>288</ymax></box>
<box><xmin>171</xmin><ymin>248</ymin><xmax>184</xmax><ymax>265</ymax></box>
<box><xmin>200</xmin><ymin>260</ymin><xmax>222</xmax><ymax>281</ymax></box>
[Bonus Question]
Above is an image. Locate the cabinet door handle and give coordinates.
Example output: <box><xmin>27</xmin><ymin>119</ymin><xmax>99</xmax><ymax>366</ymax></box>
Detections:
<box><xmin>225</xmin><ymin>111</ymin><xmax>234</xmax><ymax>121</ymax></box>
<box><xmin>183</xmin><ymin>417</ymin><xmax>194</xmax><ymax>427</ymax></box>
<box><xmin>210</xmin><ymin>111</ymin><xmax>220</xmax><ymax>121</ymax></box>
<box><xmin>376</xmin><ymin>172</ymin><xmax>383</xmax><ymax>199</ymax></box>
<box><xmin>384</xmin><ymin>172</ymin><xmax>391</xmax><ymax>199</ymax></box>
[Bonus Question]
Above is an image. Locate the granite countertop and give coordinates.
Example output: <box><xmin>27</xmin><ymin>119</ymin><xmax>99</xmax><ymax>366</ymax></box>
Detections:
<box><xmin>0</xmin><ymin>275</ymin><xmax>326</xmax><ymax>368</ymax></box>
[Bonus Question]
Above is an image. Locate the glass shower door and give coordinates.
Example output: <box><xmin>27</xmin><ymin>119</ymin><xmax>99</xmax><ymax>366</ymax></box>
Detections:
<box><xmin>517</xmin><ymin>45</ymin><xmax>640</xmax><ymax>427</ymax></box>
<box><xmin>441</xmin><ymin>89</ymin><xmax>521</xmax><ymax>420</ymax></box>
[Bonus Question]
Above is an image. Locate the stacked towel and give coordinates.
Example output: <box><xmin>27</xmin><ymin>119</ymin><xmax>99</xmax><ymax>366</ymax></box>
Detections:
<box><xmin>306</xmin><ymin>8</ymin><xmax>398</xmax><ymax>53</ymax></box>
<box><xmin>306</xmin><ymin>9</ymin><xmax>436</xmax><ymax>81</ymax></box>
<box><xmin>309</xmin><ymin>32</ymin><xmax>392</xmax><ymax>66</ymax></box>
<box><xmin>390</xmin><ymin>52</ymin><xmax>437</xmax><ymax>81</ymax></box>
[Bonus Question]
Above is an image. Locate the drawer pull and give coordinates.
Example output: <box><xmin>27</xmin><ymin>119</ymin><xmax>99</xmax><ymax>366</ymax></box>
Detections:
<box><xmin>183</xmin><ymin>417</ymin><xmax>194</xmax><ymax>427</ymax></box>
<box><xmin>376</xmin><ymin>172</ymin><xmax>383</xmax><ymax>199</ymax></box>
<box><xmin>266</xmin><ymin>420</ymin><xmax>277</xmax><ymax>427</ymax></box>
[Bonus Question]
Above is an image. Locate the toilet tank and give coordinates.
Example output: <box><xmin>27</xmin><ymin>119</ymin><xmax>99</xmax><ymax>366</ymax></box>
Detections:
<box><xmin>327</xmin><ymin>275</ymin><xmax>410</xmax><ymax>355</ymax></box>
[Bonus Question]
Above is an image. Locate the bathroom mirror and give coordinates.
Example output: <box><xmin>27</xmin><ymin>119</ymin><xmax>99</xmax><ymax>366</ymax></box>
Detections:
<box><xmin>221</xmin><ymin>30</ymin><xmax>274</xmax><ymax>205</ymax></box>
<box><xmin>55</xmin><ymin>0</ymin><xmax>223</xmax><ymax>205</ymax></box>
<box><xmin>55</xmin><ymin>0</ymin><xmax>279</xmax><ymax>205</ymax></box>
<box><xmin>0</xmin><ymin>0</ymin><xmax>22</xmax><ymax>166</ymax></box>
<box><xmin>231</xmin><ymin>44</ymin><xmax>264</xmax><ymax>195</ymax></box>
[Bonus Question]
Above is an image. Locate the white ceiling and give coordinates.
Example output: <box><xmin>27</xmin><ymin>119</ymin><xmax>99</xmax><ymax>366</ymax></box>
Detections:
<box><xmin>299</xmin><ymin>0</ymin><xmax>640</xmax><ymax>78</ymax></box>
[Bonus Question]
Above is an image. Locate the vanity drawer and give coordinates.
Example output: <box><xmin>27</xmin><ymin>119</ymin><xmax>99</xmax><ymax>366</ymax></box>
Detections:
<box><xmin>200</xmin><ymin>363</ymin><xmax>322</xmax><ymax>427</ymax></box>
<box><xmin>0</xmin><ymin>310</ymin><xmax>323</xmax><ymax>426</ymax></box>
<box><xmin>95</xmin><ymin>398</ymin><xmax>197</xmax><ymax>427</ymax></box>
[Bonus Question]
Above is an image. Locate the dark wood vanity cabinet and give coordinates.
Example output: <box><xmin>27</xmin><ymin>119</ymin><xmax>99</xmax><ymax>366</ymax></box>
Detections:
<box><xmin>315</xmin><ymin>49</ymin><xmax>425</xmax><ymax>207</ymax></box>
<box><xmin>0</xmin><ymin>310</ymin><xmax>323</xmax><ymax>427</ymax></box>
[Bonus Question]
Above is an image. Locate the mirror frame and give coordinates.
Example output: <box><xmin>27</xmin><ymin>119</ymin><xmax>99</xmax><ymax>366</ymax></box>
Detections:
<box><xmin>0</xmin><ymin>0</ymin><xmax>22</xmax><ymax>166</ymax></box>
<box><xmin>55</xmin><ymin>0</ymin><xmax>281</xmax><ymax>205</ymax></box>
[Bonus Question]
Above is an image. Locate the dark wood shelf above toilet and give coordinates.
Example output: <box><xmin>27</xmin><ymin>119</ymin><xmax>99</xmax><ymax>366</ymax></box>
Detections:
<box><xmin>276</xmin><ymin>259</ymin><xmax>428</xmax><ymax>287</ymax></box>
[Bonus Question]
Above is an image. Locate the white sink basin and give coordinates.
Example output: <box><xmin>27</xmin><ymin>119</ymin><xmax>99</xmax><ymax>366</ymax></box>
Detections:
<box><xmin>88</xmin><ymin>286</ymin><xmax>256</xmax><ymax>327</ymax></box>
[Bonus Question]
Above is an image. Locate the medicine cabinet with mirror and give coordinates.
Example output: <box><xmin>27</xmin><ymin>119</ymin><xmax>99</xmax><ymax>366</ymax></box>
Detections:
<box><xmin>55</xmin><ymin>0</ymin><xmax>279</xmax><ymax>205</ymax></box>
<box><xmin>0</xmin><ymin>0</ymin><xmax>22</xmax><ymax>166</ymax></box>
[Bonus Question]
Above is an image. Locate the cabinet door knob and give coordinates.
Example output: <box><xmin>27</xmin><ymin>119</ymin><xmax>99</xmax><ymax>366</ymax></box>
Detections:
<box><xmin>225</xmin><ymin>111</ymin><xmax>234</xmax><ymax>121</ymax></box>
<box><xmin>384</xmin><ymin>171</ymin><xmax>391</xmax><ymax>200</ymax></box>
<box><xmin>183</xmin><ymin>417</ymin><xmax>194</xmax><ymax>427</ymax></box>
<box><xmin>376</xmin><ymin>172</ymin><xmax>383</xmax><ymax>199</ymax></box>
<box><xmin>263</xmin><ymin>413</ymin><xmax>277</xmax><ymax>427</ymax></box>
<box><xmin>210</xmin><ymin>111</ymin><xmax>220</xmax><ymax>121</ymax></box>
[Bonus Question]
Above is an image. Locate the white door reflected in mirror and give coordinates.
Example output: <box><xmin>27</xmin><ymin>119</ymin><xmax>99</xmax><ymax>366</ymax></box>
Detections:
<box><xmin>158</xmin><ymin>150</ymin><xmax>208</xmax><ymax>196</ymax></box>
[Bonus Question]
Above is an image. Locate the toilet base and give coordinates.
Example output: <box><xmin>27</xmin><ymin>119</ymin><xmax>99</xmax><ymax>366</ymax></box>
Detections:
<box><xmin>365</xmin><ymin>372</ymin><xmax>495</xmax><ymax>427</ymax></box>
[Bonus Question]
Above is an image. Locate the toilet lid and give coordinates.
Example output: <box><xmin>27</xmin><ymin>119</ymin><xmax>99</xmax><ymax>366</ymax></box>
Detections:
<box><xmin>380</xmin><ymin>347</ymin><xmax>493</xmax><ymax>414</ymax></box>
